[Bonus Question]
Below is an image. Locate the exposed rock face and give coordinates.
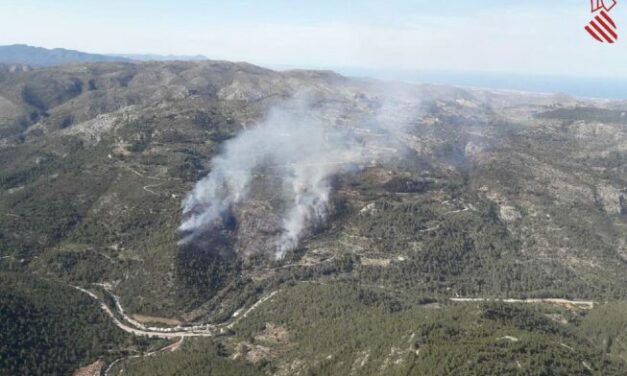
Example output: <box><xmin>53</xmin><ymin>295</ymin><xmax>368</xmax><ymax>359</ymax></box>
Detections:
<box><xmin>596</xmin><ymin>185</ymin><xmax>624</xmax><ymax>215</ymax></box>
<box><xmin>499</xmin><ymin>205</ymin><xmax>522</xmax><ymax>222</ymax></box>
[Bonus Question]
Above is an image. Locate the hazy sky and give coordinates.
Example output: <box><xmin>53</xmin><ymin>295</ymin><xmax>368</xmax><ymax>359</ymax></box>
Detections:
<box><xmin>1</xmin><ymin>0</ymin><xmax>627</xmax><ymax>78</ymax></box>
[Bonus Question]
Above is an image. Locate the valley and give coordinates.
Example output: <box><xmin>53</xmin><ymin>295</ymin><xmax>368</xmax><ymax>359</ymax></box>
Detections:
<box><xmin>0</xmin><ymin>60</ymin><xmax>625</xmax><ymax>375</ymax></box>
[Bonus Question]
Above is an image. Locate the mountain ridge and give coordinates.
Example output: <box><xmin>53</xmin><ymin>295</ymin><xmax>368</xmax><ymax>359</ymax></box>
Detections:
<box><xmin>0</xmin><ymin>44</ymin><xmax>131</xmax><ymax>66</ymax></box>
<box><xmin>0</xmin><ymin>44</ymin><xmax>214</xmax><ymax>67</ymax></box>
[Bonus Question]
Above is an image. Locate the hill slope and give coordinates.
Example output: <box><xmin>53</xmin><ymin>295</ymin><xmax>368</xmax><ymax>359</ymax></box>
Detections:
<box><xmin>0</xmin><ymin>60</ymin><xmax>625</xmax><ymax>374</ymax></box>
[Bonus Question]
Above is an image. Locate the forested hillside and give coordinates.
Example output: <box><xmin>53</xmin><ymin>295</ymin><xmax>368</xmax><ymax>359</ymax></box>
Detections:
<box><xmin>0</xmin><ymin>273</ymin><xmax>131</xmax><ymax>375</ymax></box>
<box><xmin>0</xmin><ymin>60</ymin><xmax>625</xmax><ymax>374</ymax></box>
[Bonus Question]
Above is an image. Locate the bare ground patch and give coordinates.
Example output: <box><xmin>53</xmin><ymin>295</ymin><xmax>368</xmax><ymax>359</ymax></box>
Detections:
<box><xmin>72</xmin><ymin>360</ymin><xmax>104</xmax><ymax>376</ymax></box>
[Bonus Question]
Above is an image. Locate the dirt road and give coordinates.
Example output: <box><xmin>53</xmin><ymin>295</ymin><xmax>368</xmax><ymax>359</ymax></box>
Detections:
<box><xmin>450</xmin><ymin>297</ymin><xmax>595</xmax><ymax>309</ymax></box>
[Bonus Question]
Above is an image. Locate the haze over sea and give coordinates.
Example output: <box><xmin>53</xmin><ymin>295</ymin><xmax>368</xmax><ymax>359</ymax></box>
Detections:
<box><xmin>335</xmin><ymin>68</ymin><xmax>627</xmax><ymax>100</ymax></box>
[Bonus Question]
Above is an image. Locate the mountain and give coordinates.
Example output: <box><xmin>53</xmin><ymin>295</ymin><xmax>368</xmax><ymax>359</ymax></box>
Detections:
<box><xmin>0</xmin><ymin>44</ymin><xmax>131</xmax><ymax>66</ymax></box>
<box><xmin>0</xmin><ymin>60</ymin><xmax>625</xmax><ymax>375</ymax></box>
<box><xmin>0</xmin><ymin>44</ymin><xmax>209</xmax><ymax>67</ymax></box>
<box><xmin>111</xmin><ymin>53</ymin><xmax>209</xmax><ymax>61</ymax></box>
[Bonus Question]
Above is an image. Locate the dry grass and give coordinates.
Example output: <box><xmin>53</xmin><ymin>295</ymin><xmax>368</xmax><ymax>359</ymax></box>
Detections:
<box><xmin>131</xmin><ymin>314</ymin><xmax>182</xmax><ymax>326</ymax></box>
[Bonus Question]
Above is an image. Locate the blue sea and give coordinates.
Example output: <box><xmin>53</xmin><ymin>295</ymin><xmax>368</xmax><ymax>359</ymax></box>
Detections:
<box><xmin>333</xmin><ymin>68</ymin><xmax>627</xmax><ymax>101</ymax></box>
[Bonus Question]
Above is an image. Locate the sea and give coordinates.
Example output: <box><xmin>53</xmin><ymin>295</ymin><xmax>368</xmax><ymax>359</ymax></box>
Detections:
<box><xmin>333</xmin><ymin>68</ymin><xmax>627</xmax><ymax>101</ymax></box>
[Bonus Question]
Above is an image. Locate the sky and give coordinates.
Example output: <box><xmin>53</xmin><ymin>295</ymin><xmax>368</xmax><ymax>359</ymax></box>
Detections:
<box><xmin>1</xmin><ymin>0</ymin><xmax>627</xmax><ymax>79</ymax></box>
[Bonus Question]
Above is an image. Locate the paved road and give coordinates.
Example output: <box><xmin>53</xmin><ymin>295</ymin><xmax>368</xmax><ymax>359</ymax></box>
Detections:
<box><xmin>73</xmin><ymin>286</ymin><xmax>277</xmax><ymax>338</ymax></box>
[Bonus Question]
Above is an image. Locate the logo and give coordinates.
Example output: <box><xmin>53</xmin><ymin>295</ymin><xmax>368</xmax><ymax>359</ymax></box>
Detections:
<box><xmin>585</xmin><ymin>1</ymin><xmax>618</xmax><ymax>43</ymax></box>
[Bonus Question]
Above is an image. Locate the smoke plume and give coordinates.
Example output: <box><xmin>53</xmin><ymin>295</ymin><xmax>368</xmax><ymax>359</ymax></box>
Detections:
<box><xmin>179</xmin><ymin>94</ymin><xmax>371</xmax><ymax>258</ymax></box>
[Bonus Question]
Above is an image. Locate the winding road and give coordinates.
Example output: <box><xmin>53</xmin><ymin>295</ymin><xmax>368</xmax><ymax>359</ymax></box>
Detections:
<box><xmin>73</xmin><ymin>286</ymin><xmax>278</xmax><ymax>339</ymax></box>
<box><xmin>71</xmin><ymin>285</ymin><xmax>278</xmax><ymax>375</ymax></box>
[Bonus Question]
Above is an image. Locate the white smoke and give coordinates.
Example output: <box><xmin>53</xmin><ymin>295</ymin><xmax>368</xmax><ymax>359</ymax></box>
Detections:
<box><xmin>179</xmin><ymin>95</ymin><xmax>370</xmax><ymax>258</ymax></box>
